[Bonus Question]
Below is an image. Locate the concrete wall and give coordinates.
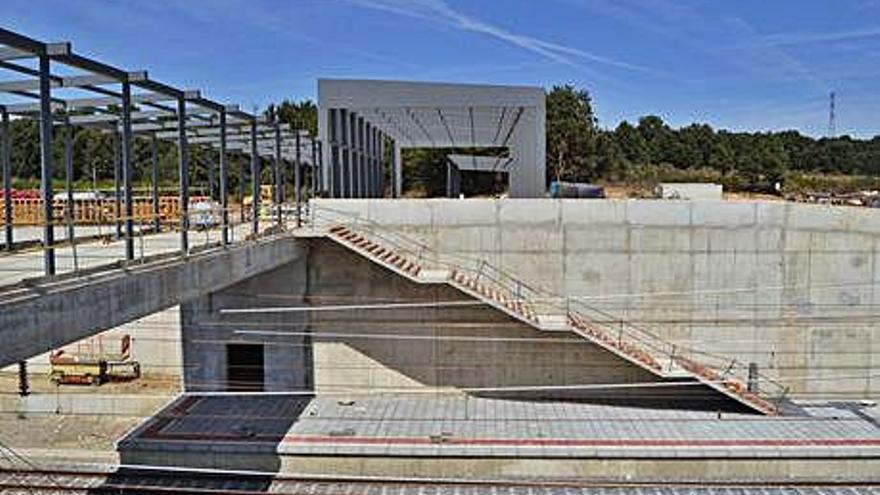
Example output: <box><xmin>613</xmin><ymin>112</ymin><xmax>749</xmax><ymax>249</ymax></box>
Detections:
<box><xmin>305</xmin><ymin>239</ymin><xmax>663</xmax><ymax>398</ymax></box>
<box><xmin>314</xmin><ymin>198</ymin><xmax>880</xmax><ymax>399</ymax></box>
<box><xmin>182</xmin><ymin>243</ymin><xmax>311</xmax><ymax>393</ymax></box>
<box><xmin>0</xmin><ymin>233</ymin><xmax>303</xmax><ymax>368</ymax></box>
<box><xmin>2</xmin><ymin>308</ymin><xmax>182</xmax><ymax>379</ymax></box>
<box><xmin>180</xmin><ymin>238</ymin><xmax>728</xmax><ymax>405</ymax></box>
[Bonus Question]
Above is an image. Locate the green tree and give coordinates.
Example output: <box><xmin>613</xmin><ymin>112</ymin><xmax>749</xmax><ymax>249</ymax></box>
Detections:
<box><xmin>546</xmin><ymin>85</ymin><xmax>597</xmax><ymax>182</ymax></box>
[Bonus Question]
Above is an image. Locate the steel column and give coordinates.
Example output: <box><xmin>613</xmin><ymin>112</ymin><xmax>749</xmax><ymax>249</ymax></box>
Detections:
<box><xmin>2</xmin><ymin>108</ymin><xmax>11</xmax><ymax>249</ymax></box>
<box><xmin>294</xmin><ymin>129</ymin><xmax>301</xmax><ymax>227</ymax></box>
<box><xmin>150</xmin><ymin>133</ymin><xmax>160</xmax><ymax>232</ymax></box>
<box><xmin>63</xmin><ymin>116</ymin><xmax>75</xmax><ymax>246</ymax></box>
<box><xmin>38</xmin><ymin>53</ymin><xmax>55</xmax><ymax>275</ymax></box>
<box><xmin>238</xmin><ymin>152</ymin><xmax>246</xmax><ymax>224</ymax></box>
<box><xmin>364</xmin><ymin>121</ymin><xmax>371</xmax><ymax>197</ymax></box>
<box><xmin>393</xmin><ymin>141</ymin><xmax>402</xmax><ymax>198</ymax></box>
<box><xmin>250</xmin><ymin>119</ymin><xmax>259</xmax><ymax>235</ymax></box>
<box><xmin>349</xmin><ymin>112</ymin><xmax>357</xmax><ymax>198</ymax></box>
<box><xmin>112</xmin><ymin>131</ymin><xmax>121</xmax><ymax>239</ymax></box>
<box><xmin>120</xmin><ymin>81</ymin><xmax>135</xmax><ymax>261</ymax></box>
<box><xmin>310</xmin><ymin>139</ymin><xmax>318</xmax><ymax>199</ymax></box>
<box><xmin>339</xmin><ymin>109</ymin><xmax>348</xmax><ymax>198</ymax></box>
<box><xmin>177</xmin><ymin>97</ymin><xmax>189</xmax><ymax>254</ymax></box>
<box><xmin>273</xmin><ymin>121</ymin><xmax>282</xmax><ymax>227</ymax></box>
<box><xmin>219</xmin><ymin>109</ymin><xmax>229</xmax><ymax>246</ymax></box>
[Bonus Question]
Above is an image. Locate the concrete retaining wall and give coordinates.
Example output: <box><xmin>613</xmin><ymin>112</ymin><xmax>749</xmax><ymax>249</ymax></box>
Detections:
<box><xmin>314</xmin><ymin>199</ymin><xmax>880</xmax><ymax>399</ymax></box>
<box><xmin>182</xmin><ymin>243</ymin><xmax>311</xmax><ymax>393</ymax></box>
<box><xmin>305</xmin><ymin>239</ymin><xmax>664</xmax><ymax>398</ymax></box>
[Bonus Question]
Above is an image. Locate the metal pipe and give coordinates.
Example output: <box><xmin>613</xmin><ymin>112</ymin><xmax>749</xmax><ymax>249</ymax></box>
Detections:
<box><xmin>121</xmin><ymin>80</ymin><xmax>134</xmax><ymax>261</ymax></box>
<box><xmin>1</xmin><ymin>107</ymin><xmax>12</xmax><ymax>250</ymax></box>
<box><xmin>177</xmin><ymin>97</ymin><xmax>189</xmax><ymax>254</ymax></box>
<box><xmin>38</xmin><ymin>53</ymin><xmax>55</xmax><ymax>276</ymax></box>
<box><xmin>219</xmin><ymin>109</ymin><xmax>228</xmax><ymax>246</ymax></box>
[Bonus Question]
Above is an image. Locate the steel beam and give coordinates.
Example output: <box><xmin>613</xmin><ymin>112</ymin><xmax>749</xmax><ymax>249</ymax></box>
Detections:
<box><xmin>0</xmin><ymin>46</ymin><xmax>33</xmax><ymax>61</ymax></box>
<box><xmin>0</xmin><ymin>73</ymin><xmax>121</xmax><ymax>93</ymax></box>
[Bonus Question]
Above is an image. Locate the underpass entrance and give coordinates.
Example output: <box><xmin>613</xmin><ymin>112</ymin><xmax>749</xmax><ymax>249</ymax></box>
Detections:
<box><xmin>227</xmin><ymin>343</ymin><xmax>264</xmax><ymax>391</ymax></box>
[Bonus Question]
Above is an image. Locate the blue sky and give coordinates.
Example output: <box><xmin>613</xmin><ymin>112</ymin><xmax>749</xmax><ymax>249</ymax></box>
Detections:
<box><xmin>3</xmin><ymin>0</ymin><xmax>880</xmax><ymax>137</ymax></box>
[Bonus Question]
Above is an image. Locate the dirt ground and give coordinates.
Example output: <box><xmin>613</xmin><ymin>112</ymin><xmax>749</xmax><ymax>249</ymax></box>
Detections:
<box><xmin>0</xmin><ymin>372</ymin><xmax>180</xmax><ymax>396</ymax></box>
<box><xmin>0</xmin><ymin>414</ymin><xmax>141</xmax><ymax>452</ymax></box>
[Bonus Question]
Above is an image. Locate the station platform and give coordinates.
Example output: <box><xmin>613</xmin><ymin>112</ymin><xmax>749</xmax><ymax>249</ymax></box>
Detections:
<box><xmin>118</xmin><ymin>393</ymin><xmax>880</xmax><ymax>482</ymax></box>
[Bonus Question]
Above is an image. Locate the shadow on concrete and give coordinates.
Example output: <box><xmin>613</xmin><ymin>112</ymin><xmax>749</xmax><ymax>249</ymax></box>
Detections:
<box><xmin>88</xmin><ymin>467</ymin><xmax>276</xmax><ymax>493</ymax></box>
<box><xmin>306</xmin><ymin>238</ymin><xmax>755</xmax><ymax>414</ymax></box>
<box><xmin>117</xmin><ymin>394</ymin><xmax>310</xmax><ymax>474</ymax></box>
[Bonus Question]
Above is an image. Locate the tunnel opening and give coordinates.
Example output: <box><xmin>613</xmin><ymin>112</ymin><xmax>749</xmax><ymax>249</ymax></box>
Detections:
<box><xmin>226</xmin><ymin>343</ymin><xmax>264</xmax><ymax>391</ymax></box>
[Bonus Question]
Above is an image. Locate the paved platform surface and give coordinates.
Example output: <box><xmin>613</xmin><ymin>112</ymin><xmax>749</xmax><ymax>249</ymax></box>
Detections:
<box><xmin>120</xmin><ymin>394</ymin><xmax>880</xmax><ymax>459</ymax></box>
<box><xmin>0</xmin><ymin>222</ymin><xmax>253</xmax><ymax>286</ymax></box>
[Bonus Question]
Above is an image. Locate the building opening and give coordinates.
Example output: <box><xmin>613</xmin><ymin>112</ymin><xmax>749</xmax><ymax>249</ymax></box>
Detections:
<box><xmin>226</xmin><ymin>343</ymin><xmax>264</xmax><ymax>391</ymax></box>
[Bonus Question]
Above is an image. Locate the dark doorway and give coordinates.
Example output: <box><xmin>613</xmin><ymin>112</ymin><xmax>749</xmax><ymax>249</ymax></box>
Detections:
<box><xmin>227</xmin><ymin>344</ymin><xmax>264</xmax><ymax>391</ymax></box>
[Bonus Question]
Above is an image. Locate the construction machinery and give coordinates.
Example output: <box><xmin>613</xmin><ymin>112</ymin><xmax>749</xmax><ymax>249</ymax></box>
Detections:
<box><xmin>48</xmin><ymin>335</ymin><xmax>141</xmax><ymax>386</ymax></box>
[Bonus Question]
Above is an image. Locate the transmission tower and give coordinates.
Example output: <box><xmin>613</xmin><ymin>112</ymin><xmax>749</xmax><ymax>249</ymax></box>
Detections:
<box><xmin>828</xmin><ymin>91</ymin><xmax>836</xmax><ymax>138</ymax></box>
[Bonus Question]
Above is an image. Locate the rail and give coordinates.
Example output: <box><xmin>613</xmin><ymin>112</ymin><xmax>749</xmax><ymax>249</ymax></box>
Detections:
<box><xmin>305</xmin><ymin>202</ymin><xmax>790</xmax><ymax>412</ymax></box>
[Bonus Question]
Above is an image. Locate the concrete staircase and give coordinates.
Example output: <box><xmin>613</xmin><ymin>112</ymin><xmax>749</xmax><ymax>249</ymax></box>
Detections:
<box><xmin>308</xmin><ymin>222</ymin><xmax>784</xmax><ymax>416</ymax></box>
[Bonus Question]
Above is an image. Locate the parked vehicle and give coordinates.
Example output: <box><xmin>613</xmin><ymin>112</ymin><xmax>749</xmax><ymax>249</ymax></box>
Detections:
<box><xmin>48</xmin><ymin>335</ymin><xmax>141</xmax><ymax>386</ymax></box>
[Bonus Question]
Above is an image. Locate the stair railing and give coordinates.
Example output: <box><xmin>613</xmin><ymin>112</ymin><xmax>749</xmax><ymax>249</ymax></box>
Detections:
<box><xmin>304</xmin><ymin>202</ymin><xmax>790</xmax><ymax>411</ymax></box>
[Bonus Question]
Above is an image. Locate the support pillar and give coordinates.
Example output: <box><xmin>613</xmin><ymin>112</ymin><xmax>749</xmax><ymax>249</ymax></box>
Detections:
<box><xmin>340</xmin><ymin>109</ymin><xmax>349</xmax><ymax>198</ymax></box>
<box><xmin>177</xmin><ymin>97</ymin><xmax>189</xmax><ymax>255</ymax></box>
<box><xmin>310</xmin><ymin>138</ymin><xmax>318</xmax><ymax>199</ymax></box>
<box><xmin>2</xmin><ymin>108</ymin><xmax>12</xmax><ymax>250</ymax></box>
<box><xmin>121</xmin><ymin>80</ymin><xmax>135</xmax><ymax>261</ymax></box>
<box><xmin>63</xmin><ymin>116</ymin><xmax>75</xmax><ymax>246</ymax></box>
<box><xmin>295</xmin><ymin>130</ymin><xmax>302</xmax><ymax>227</ymax></box>
<box><xmin>150</xmin><ymin>133</ymin><xmax>160</xmax><ymax>232</ymax></box>
<box><xmin>393</xmin><ymin>141</ymin><xmax>402</xmax><ymax>198</ymax></box>
<box><xmin>38</xmin><ymin>53</ymin><xmax>54</xmax><ymax>275</ymax></box>
<box><xmin>273</xmin><ymin>121</ymin><xmax>282</xmax><ymax>227</ymax></box>
<box><xmin>250</xmin><ymin>119</ymin><xmax>260</xmax><ymax>235</ymax></box>
<box><xmin>238</xmin><ymin>152</ymin><xmax>246</xmax><ymax>224</ymax></box>
<box><xmin>219</xmin><ymin>109</ymin><xmax>229</xmax><ymax>246</ymax></box>
<box><xmin>113</xmin><ymin>131</ymin><xmax>121</xmax><ymax>239</ymax></box>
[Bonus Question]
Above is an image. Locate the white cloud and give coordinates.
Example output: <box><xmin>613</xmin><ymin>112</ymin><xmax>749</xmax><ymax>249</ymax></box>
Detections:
<box><xmin>342</xmin><ymin>0</ymin><xmax>655</xmax><ymax>73</ymax></box>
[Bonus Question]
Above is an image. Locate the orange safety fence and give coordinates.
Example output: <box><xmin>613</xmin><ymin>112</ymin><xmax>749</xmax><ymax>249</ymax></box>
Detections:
<box><xmin>0</xmin><ymin>196</ymin><xmax>244</xmax><ymax>226</ymax></box>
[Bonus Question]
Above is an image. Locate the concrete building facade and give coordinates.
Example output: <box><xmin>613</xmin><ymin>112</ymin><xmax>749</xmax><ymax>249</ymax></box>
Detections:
<box><xmin>317</xmin><ymin>79</ymin><xmax>546</xmax><ymax>199</ymax></box>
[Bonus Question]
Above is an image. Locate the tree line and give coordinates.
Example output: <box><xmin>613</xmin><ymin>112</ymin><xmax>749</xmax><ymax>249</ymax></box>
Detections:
<box><xmin>4</xmin><ymin>86</ymin><xmax>879</xmax><ymax>196</ymax></box>
<box><xmin>2</xmin><ymin>99</ymin><xmax>317</xmax><ymax>196</ymax></box>
<box><xmin>545</xmin><ymin>85</ymin><xmax>880</xmax><ymax>195</ymax></box>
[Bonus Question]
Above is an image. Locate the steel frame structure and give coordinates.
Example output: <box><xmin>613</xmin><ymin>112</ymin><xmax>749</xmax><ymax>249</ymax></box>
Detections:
<box><xmin>0</xmin><ymin>27</ymin><xmax>322</xmax><ymax>270</ymax></box>
<box><xmin>318</xmin><ymin>79</ymin><xmax>545</xmax><ymax>199</ymax></box>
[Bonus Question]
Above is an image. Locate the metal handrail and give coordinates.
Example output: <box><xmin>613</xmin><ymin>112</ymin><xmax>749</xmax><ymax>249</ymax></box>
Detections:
<box><xmin>304</xmin><ymin>202</ymin><xmax>789</xmax><ymax>407</ymax></box>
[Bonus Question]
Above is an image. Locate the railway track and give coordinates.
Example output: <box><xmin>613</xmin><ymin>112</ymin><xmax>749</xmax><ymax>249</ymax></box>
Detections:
<box><xmin>0</xmin><ymin>468</ymin><xmax>878</xmax><ymax>495</ymax></box>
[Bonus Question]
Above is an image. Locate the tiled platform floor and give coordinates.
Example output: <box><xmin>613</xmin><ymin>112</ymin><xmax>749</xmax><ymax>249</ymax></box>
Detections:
<box><xmin>119</xmin><ymin>393</ymin><xmax>880</xmax><ymax>459</ymax></box>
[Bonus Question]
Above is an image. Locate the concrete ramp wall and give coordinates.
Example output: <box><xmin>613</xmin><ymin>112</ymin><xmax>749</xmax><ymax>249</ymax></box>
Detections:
<box><xmin>314</xmin><ymin>198</ymin><xmax>880</xmax><ymax>399</ymax></box>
